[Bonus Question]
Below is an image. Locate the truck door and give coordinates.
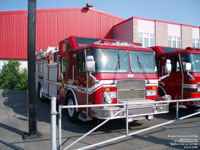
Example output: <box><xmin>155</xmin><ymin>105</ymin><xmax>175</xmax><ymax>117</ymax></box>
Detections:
<box><xmin>76</xmin><ymin>51</ymin><xmax>87</xmax><ymax>105</ymax></box>
<box><xmin>165</xmin><ymin>55</ymin><xmax>182</xmax><ymax>99</ymax></box>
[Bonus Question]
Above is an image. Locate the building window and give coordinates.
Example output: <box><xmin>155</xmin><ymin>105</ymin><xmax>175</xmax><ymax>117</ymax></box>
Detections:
<box><xmin>168</xmin><ymin>36</ymin><xmax>181</xmax><ymax>48</ymax></box>
<box><xmin>192</xmin><ymin>39</ymin><xmax>200</xmax><ymax>48</ymax></box>
<box><xmin>138</xmin><ymin>32</ymin><xmax>155</xmax><ymax>48</ymax></box>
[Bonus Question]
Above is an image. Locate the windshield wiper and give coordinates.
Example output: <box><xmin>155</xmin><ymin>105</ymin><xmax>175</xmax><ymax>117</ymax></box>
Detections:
<box><xmin>113</xmin><ymin>53</ymin><xmax>121</xmax><ymax>85</ymax></box>
<box><xmin>115</xmin><ymin>53</ymin><xmax>120</xmax><ymax>71</ymax></box>
<box><xmin>136</xmin><ymin>55</ymin><xmax>142</xmax><ymax>69</ymax></box>
<box><xmin>136</xmin><ymin>55</ymin><xmax>150</xmax><ymax>84</ymax></box>
<box><xmin>117</xmin><ymin>53</ymin><xmax>120</xmax><ymax>70</ymax></box>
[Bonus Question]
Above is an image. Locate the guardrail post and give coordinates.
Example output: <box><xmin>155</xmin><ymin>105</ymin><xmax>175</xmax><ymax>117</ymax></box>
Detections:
<box><xmin>126</xmin><ymin>104</ymin><xmax>129</xmax><ymax>136</ymax></box>
<box><xmin>51</xmin><ymin>97</ymin><xmax>57</xmax><ymax>150</ymax></box>
<box><xmin>176</xmin><ymin>100</ymin><xmax>179</xmax><ymax>120</ymax></box>
<box><xmin>59</xmin><ymin>105</ymin><xmax>62</xmax><ymax>150</ymax></box>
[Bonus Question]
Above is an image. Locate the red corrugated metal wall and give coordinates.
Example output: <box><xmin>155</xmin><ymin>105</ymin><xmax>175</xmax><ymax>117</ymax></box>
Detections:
<box><xmin>0</xmin><ymin>8</ymin><xmax>125</xmax><ymax>59</ymax></box>
<box><xmin>0</xmin><ymin>10</ymin><xmax>28</xmax><ymax>59</ymax></box>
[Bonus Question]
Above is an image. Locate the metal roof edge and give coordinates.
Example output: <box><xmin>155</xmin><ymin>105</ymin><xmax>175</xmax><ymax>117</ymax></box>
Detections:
<box><xmin>133</xmin><ymin>16</ymin><xmax>200</xmax><ymax>28</ymax></box>
<box><xmin>0</xmin><ymin>7</ymin><xmax>125</xmax><ymax>21</ymax></box>
<box><xmin>0</xmin><ymin>10</ymin><xmax>27</xmax><ymax>15</ymax></box>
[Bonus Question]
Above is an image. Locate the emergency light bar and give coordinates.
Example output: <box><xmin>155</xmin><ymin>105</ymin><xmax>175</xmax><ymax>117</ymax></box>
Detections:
<box><xmin>36</xmin><ymin>47</ymin><xmax>58</xmax><ymax>58</ymax></box>
<box><xmin>93</xmin><ymin>39</ymin><xmax>142</xmax><ymax>47</ymax></box>
<box><xmin>66</xmin><ymin>36</ymin><xmax>143</xmax><ymax>52</ymax></box>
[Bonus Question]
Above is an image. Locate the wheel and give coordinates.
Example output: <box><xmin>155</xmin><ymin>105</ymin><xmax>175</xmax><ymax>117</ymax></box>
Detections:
<box><xmin>38</xmin><ymin>85</ymin><xmax>45</xmax><ymax>102</ymax></box>
<box><xmin>65</xmin><ymin>93</ymin><xmax>79</xmax><ymax>123</ymax></box>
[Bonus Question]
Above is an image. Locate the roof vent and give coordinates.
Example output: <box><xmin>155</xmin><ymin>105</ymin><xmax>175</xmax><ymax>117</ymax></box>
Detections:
<box><xmin>86</xmin><ymin>3</ymin><xmax>93</xmax><ymax>8</ymax></box>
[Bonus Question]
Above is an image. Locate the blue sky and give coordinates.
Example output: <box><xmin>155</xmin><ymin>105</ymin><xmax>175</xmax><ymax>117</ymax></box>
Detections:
<box><xmin>1</xmin><ymin>0</ymin><xmax>200</xmax><ymax>26</ymax></box>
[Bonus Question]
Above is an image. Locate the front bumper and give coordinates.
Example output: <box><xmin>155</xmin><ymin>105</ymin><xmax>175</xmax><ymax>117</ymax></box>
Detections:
<box><xmin>91</xmin><ymin>100</ymin><xmax>169</xmax><ymax>120</ymax></box>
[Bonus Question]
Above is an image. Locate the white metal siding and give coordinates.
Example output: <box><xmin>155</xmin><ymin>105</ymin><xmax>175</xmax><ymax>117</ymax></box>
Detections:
<box><xmin>168</xmin><ymin>24</ymin><xmax>181</xmax><ymax>36</ymax></box>
<box><xmin>192</xmin><ymin>28</ymin><xmax>200</xmax><ymax>39</ymax></box>
<box><xmin>138</xmin><ymin>20</ymin><xmax>155</xmax><ymax>34</ymax></box>
<box><xmin>0</xmin><ymin>60</ymin><xmax>27</xmax><ymax>73</ymax></box>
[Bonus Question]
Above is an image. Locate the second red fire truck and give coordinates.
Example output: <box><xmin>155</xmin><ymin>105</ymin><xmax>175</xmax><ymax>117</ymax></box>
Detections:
<box><xmin>36</xmin><ymin>36</ymin><xmax>171</xmax><ymax>122</ymax></box>
<box><xmin>152</xmin><ymin>46</ymin><xmax>200</xmax><ymax>110</ymax></box>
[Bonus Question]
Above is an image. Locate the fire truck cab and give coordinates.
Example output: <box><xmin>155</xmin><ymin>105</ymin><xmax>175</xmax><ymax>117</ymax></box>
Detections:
<box><xmin>36</xmin><ymin>36</ymin><xmax>170</xmax><ymax>122</ymax></box>
<box><xmin>152</xmin><ymin>46</ymin><xmax>200</xmax><ymax>109</ymax></box>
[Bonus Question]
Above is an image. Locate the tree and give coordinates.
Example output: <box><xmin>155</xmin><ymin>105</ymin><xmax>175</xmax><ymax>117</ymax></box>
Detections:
<box><xmin>0</xmin><ymin>60</ymin><xmax>28</xmax><ymax>90</ymax></box>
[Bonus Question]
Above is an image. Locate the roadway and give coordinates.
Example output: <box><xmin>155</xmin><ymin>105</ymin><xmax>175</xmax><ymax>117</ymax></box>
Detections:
<box><xmin>0</xmin><ymin>90</ymin><xmax>199</xmax><ymax>150</ymax></box>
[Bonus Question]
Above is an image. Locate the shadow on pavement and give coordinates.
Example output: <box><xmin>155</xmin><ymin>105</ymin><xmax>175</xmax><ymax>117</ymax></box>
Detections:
<box><xmin>0</xmin><ymin>123</ymin><xmax>24</xmax><ymax>138</ymax></box>
<box><xmin>2</xmin><ymin>90</ymin><xmax>51</xmax><ymax>124</ymax></box>
<box><xmin>0</xmin><ymin>140</ymin><xmax>24</xmax><ymax>150</ymax></box>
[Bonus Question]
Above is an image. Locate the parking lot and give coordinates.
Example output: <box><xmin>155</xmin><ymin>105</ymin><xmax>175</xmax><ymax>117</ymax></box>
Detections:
<box><xmin>0</xmin><ymin>90</ymin><xmax>199</xmax><ymax>150</ymax></box>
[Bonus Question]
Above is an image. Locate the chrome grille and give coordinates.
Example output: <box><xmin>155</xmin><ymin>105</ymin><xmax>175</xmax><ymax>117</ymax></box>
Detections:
<box><xmin>117</xmin><ymin>79</ymin><xmax>145</xmax><ymax>102</ymax></box>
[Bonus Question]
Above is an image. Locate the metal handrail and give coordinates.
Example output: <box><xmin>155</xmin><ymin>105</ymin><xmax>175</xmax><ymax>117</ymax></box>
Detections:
<box><xmin>60</xmin><ymin>98</ymin><xmax>200</xmax><ymax>109</ymax></box>
<box><xmin>51</xmin><ymin>98</ymin><xmax>200</xmax><ymax>150</ymax></box>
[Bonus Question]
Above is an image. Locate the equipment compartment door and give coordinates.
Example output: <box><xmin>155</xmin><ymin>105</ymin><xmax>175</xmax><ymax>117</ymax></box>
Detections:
<box><xmin>48</xmin><ymin>64</ymin><xmax>58</xmax><ymax>98</ymax></box>
<box><xmin>43</xmin><ymin>61</ymin><xmax>49</xmax><ymax>95</ymax></box>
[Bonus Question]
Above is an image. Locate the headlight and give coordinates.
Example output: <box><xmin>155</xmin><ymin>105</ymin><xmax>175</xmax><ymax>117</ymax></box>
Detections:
<box><xmin>104</xmin><ymin>95</ymin><xmax>112</xmax><ymax>104</ymax></box>
<box><xmin>103</xmin><ymin>87</ymin><xmax>116</xmax><ymax>104</ymax></box>
<box><xmin>146</xmin><ymin>90</ymin><xmax>156</xmax><ymax>96</ymax></box>
<box><xmin>103</xmin><ymin>91</ymin><xmax>116</xmax><ymax>104</ymax></box>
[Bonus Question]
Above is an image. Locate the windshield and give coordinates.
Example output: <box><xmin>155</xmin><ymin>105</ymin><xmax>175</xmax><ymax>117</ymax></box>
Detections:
<box><xmin>182</xmin><ymin>54</ymin><xmax>200</xmax><ymax>72</ymax></box>
<box><xmin>129</xmin><ymin>51</ymin><xmax>157</xmax><ymax>73</ymax></box>
<box><xmin>87</xmin><ymin>49</ymin><xmax>129</xmax><ymax>73</ymax></box>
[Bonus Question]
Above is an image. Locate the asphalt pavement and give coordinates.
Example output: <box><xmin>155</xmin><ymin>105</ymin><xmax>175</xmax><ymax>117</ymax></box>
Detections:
<box><xmin>0</xmin><ymin>90</ymin><xmax>199</xmax><ymax>150</ymax></box>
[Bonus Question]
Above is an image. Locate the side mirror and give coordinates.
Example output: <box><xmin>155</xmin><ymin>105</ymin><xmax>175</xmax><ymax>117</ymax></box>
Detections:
<box><xmin>86</xmin><ymin>56</ymin><xmax>95</xmax><ymax>72</ymax></box>
<box><xmin>159</xmin><ymin>59</ymin><xmax>172</xmax><ymax>81</ymax></box>
<box><xmin>165</xmin><ymin>59</ymin><xmax>172</xmax><ymax>74</ymax></box>
<box><xmin>184</xmin><ymin>62</ymin><xmax>194</xmax><ymax>81</ymax></box>
<box><xmin>184</xmin><ymin>62</ymin><xmax>192</xmax><ymax>72</ymax></box>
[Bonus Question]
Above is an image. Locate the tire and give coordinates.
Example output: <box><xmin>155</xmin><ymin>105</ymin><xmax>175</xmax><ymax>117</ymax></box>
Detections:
<box><xmin>65</xmin><ymin>92</ymin><xmax>79</xmax><ymax>123</ymax></box>
<box><xmin>38</xmin><ymin>85</ymin><xmax>45</xmax><ymax>102</ymax></box>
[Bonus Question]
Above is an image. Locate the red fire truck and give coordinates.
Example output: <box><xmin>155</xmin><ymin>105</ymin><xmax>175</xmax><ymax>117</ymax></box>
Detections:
<box><xmin>36</xmin><ymin>36</ymin><xmax>171</xmax><ymax>122</ymax></box>
<box><xmin>152</xmin><ymin>46</ymin><xmax>200</xmax><ymax>110</ymax></box>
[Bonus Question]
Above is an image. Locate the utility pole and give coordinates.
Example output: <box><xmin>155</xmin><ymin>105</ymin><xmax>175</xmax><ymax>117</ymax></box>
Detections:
<box><xmin>26</xmin><ymin>0</ymin><xmax>38</xmax><ymax>138</ymax></box>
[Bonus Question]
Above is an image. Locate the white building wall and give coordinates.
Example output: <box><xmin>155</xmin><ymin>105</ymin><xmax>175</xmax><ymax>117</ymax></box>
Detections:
<box><xmin>137</xmin><ymin>20</ymin><xmax>155</xmax><ymax>47</ymax></box>
<box><xmin>0</xmin><ymin>59</ymin><xmax>27</xmax><ymax>73</ymax></box>
<box><xmin>192</xmin><ymin>28</ymin><xmax>199</xmax><ymax>39</ymax></box>
<box><xmin>138</xmin><ymin>20</ymin><xmax>155</xmax><ymax>33</ymax></box>
<box><xmin>20</xmin><ymin>60</ymin><xmax>28</xmax><ymax>70</ymax></box>
<box><xmin>168</xmin><ymin>24</ymin><xmax>181</xmax><ymax>36</ymax></box>
<box><xmin>112</xmin><ymin>17</ymin><xmax>199</xmax><ymax>49</ymax></box>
